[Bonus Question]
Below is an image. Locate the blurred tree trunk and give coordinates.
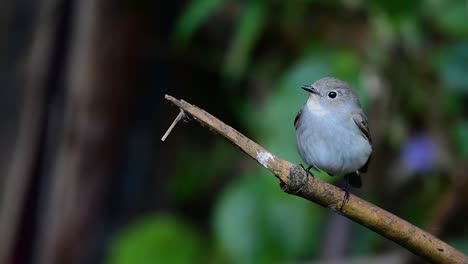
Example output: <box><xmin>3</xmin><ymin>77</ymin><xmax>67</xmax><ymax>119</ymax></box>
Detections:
<box><xmin>0</xmin><ymin>0</ymin><xmax>65</xmax><ymax>263</ymax></box>
<box><xmin>0</xmin><ymin>0</ymin><xmax>148</xmax><ymax>263</ymax></box>
<box><xmin>35</xmin><ymin>1</ymin><xmax>146</xmax><ymax>264</ymax></box>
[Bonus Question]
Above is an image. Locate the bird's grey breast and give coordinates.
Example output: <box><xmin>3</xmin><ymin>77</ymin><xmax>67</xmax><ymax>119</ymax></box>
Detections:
<box><xmin>295</xmin><ymin>105</ymin><xmax>371</xmax><ymax>176</ymax></box>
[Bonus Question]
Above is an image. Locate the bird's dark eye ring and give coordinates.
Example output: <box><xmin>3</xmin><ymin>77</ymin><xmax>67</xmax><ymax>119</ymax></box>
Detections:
<box><xmin>328</xmin><ymin>91</ymin><xmax>337</xmax><ymax>98</ymax></box>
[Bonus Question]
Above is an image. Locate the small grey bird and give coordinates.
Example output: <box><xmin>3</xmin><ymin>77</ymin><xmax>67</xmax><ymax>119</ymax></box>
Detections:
<box><xmin>294</xmin><ymin>77</ymin><xmax>372</xmax><ymax>200</ymax></box>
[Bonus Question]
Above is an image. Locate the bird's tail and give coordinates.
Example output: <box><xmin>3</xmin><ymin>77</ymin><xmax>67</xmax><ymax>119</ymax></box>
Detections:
<box><xmin>346</xmin><ymin>172</ymin><xmax>362</xmax><ymax>188</ymax></box>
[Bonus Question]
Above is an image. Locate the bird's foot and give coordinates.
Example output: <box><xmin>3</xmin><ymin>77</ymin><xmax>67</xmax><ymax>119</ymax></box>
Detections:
<box><xmin>340</xmin><ymin>185</ymin><xmax>351</xmax><ymax>211</ymax></box>
<box><xmin>299</xmin><ymin>164</ymin><xmax>314</xmax><ymax>178</ymax></box>
<box><xmin>293</xmin><ymin>164</ymin><xmax>313</xmax><ymax>194</ymax></box>
<box><xmin>182</xmin><ymin>113</ymin><xmax>193</xmax><ymax>123</ymax></box>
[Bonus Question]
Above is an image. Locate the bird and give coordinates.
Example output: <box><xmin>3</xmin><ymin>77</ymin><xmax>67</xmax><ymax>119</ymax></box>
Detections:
<box><xmin>294</xmin><ymin>77</ymin><xmax>372</xmax><ymax>204</ymax></box>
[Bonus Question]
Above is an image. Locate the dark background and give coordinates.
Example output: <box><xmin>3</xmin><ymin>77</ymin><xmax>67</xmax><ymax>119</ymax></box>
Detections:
<box><xmin>0</xmin><ymin>0</ymin><xmax>467</xmax><ymax>263</ymax></box>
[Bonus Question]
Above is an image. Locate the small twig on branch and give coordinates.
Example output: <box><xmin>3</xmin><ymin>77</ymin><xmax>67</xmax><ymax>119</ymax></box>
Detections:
<box><xmin>162</xmin><ymin>95</ymin><xmax>467</xmax><ymax>264</ymax></box>
<box><xmin>161</xmin><ymin>109</ymin><xmax>185</xmax><ymax>141</ymax></box>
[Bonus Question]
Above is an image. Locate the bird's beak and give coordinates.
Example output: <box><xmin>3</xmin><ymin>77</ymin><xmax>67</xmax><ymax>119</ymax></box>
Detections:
<box><xmin>301</xmin><ymin>85</ymin><xmax>319</xmax><ymax>95</ymax></box>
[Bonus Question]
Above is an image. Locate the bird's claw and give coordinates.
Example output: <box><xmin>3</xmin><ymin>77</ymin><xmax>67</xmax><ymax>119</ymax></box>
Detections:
<box><xmin>340</xmin><ymin>186</ymin><xmax>351</xmax><ymax>210</ymax></box>
<box><xmin>300</xmin><ymin>164</ymin><xmax>314</xmax><ymax>178</ymax></box>
<box><xmin>293</xmin><ymin>164</ymin><xmax>313</xmax><ymax>194</ymax></box>
<box><xmin>181</xmin><ymin>113</ymin><xmax>193</xmax><ymax>123</ymax></box>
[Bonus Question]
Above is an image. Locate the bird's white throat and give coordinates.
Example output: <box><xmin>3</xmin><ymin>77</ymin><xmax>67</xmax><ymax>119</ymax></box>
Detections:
<box><xmin>306</xmin><ymin>95</ymin><xmax>329</xmax><ymax>116</ymax></box>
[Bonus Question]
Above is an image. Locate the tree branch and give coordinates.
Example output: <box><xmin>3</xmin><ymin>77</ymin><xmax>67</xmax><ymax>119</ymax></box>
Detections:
<box><xmin>163</xmin><ymin>95</ymin><xmax>467</xmax><ymax>264</ymax></box>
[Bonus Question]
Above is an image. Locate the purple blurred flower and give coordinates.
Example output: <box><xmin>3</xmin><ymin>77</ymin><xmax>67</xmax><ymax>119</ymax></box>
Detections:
<box><xmin>401</xmin><ymin>134</ymin><xmax>437</xmax><ymax>174</ymax></box>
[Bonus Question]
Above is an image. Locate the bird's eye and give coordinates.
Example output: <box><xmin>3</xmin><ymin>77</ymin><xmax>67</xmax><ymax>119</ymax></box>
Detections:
<box><xmin>328</xmin><ymin>91</ymin><xmax>337</xmax><ymax>99</ymax></box>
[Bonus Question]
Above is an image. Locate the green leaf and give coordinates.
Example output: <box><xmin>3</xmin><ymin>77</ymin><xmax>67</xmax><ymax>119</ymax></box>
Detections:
<box><xmin>453</xmin><ymin>120</ymin><xmax>468</xmax><ymax>159</ymax></box>
<box><xmin>223</xmin><ymin>1</ymin><xmax>267</xmax><ymax>81</ymax></box>
<box><xmin>436</xmin><ymin>42</ymin><xmax>468</xmax><ymax>93</ymax></box>
<box><xmin>440</xmin><ymin>90</ymin><xmax>464</xmax><ymax>116</ymax></box>
<box><xmin>331</xmin><ymin>50</ymin><xmax>360</xmax><ymax>79</ymax></box>
<box><xmin>424</xmin><ymin>0</ymin><xmax>468</xmax><ymax>36</ymax></box>
<box><xmin>173</xmin><ymin>0</ymin><xmax>224</xmax><ymax>44</ymax></box>
<box><xmin>107</xmin><ymin>215</ymin><xmax>204</xmax><ymax>264</ymax></box>
<box><xmin>213</xmin><ymin>174</ymin><xmax>323</xmax><ymax>263</ymax></box>
<box><xmin>368</xmin><ymin>0</ymin><xmax>422</xmax><ymax>19</ymax></box>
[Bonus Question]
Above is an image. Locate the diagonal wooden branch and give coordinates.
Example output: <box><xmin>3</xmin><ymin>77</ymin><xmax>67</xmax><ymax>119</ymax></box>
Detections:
<box><xmin>163</xmin><ymin>95</ymin><xmax>467</xmax><ymax>264</ymax></box>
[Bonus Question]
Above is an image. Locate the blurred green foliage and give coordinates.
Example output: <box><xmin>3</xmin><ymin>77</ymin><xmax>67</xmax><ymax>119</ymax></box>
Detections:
<box><xmin>107</xmin><ymin>215</ymin><xmax>205</xmax><ymax>264</ymax></box>
<box><xmin>437</xmin><ymin>42</ymin><xmax>468</xmax><ymax>92</ymax></box>
<box><xmin>454</xmin><ymin>120</ymin><xmax>468</xmax><ymax>159</ymax></box>
<box><xmin>425</xmin><ymin>0</ymin><xmax>468</xmax><ymax>36</ymax></box>
<box><xmin>169</xmin><ymin>140</ymin><xmax>237</xmax><ymax>202</ymax></box>
<box><xmin>223</xmin><ymin>0</ymin><xmax>267</xmax><ymax>80</ymax></box>
<box><xmin>173</xmin><ymin>0</ymin><xmax>224</xmax><ymax>44</ymax></box>
<box><xmin>213</xmin><ymin>174</ymin><xmax>323</xmax><ymax>263</ymax></box>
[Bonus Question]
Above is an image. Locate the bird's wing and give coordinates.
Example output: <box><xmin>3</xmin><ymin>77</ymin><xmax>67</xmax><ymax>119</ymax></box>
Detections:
<box><xmin>294</xmin><ymin>107</ymin><xmax>303</xmax><ymax>129</ymax></box>
<box><xmin>352</xmin><ymin>111</ymin><xmax>371</xmax><ymax>143</ymax></box>
<box><xmin>352</xmin><ymin>111</ymin><xmax>372</xmax><ymax>173</ymax></box>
